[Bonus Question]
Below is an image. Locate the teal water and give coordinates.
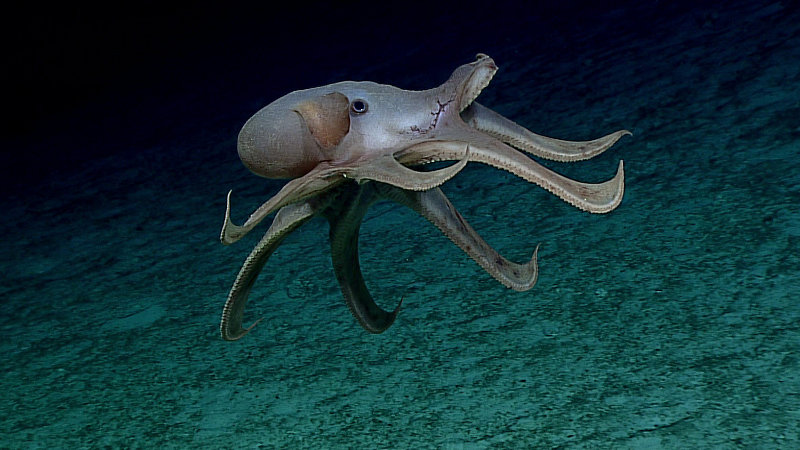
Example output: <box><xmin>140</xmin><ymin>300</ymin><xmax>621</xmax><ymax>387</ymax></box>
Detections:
<box><xmin>2</xmin><ymin>2</ymin><xmax>799</xmax><ymax>447</ymax></box>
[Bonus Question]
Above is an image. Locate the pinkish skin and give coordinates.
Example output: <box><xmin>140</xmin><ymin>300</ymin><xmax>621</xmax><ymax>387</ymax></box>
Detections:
<box><xmin>219</xmin><ymin>54</ymin><xmax>630</xmax><ymax>341</ymax></box>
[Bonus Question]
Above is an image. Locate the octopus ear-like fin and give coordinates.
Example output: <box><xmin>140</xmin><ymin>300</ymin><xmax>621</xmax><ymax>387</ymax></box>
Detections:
<box><xmin>348</xmin><ymin>144</ymin><xmax>470</xmax><ymax>191</ymax></box>
<box><xmin>293</xmin><ymin>92</ymin><xmax>350</xmax><ymax>150</ymax></box>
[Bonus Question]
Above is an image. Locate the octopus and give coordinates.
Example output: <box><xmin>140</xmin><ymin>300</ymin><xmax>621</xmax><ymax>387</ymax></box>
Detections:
<box><xmin>219</xmin><ymin>54</ymin><xmax>629</xmax><ymax>341</ymax></box>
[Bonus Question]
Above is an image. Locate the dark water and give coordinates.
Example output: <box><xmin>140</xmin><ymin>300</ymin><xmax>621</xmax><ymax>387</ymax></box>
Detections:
<box><xmin>2</xmin><ymin>1</ymin><xmax>798</xmax><ymax>447</ymax></box>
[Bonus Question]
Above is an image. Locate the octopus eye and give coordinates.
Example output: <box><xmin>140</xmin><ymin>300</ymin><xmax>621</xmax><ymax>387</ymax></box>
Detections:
<box><xmin>350</xmin><ymin>99</ymin><xmax>368</xmax><ymax>114</ymax></box>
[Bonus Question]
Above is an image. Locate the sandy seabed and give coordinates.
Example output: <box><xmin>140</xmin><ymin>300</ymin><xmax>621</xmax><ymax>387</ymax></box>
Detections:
<box><xmin>1</xmin><ymin>1</ymin><xmax>798</xmax><ymax>448</ymax></box>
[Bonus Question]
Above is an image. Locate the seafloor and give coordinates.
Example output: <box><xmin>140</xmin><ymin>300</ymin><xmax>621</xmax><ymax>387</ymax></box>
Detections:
<box><xmin>2</xmin><ymin>1</ymin><xmax>798</xmax><ymax>448</ymax></box>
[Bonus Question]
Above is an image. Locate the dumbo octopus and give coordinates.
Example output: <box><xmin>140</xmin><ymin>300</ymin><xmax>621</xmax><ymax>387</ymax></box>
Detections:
<box><xmin>219</xmin><ymin>54</ymin><xmax>629</xmax><ymax>341</ymax></box>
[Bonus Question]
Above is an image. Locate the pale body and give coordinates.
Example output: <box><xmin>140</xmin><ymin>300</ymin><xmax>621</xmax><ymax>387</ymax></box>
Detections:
<box><xmin>219</xmin><ymin>54</ymin><xmax>629</xmax><ymax>341</ymax></box>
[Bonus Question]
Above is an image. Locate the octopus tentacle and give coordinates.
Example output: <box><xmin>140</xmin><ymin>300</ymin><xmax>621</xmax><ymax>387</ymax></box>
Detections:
<box><xmin>221</xmin><ymin>164</ymin><xmax>348</xmax><ymax>245</ymax></box>
<box><xmin>398</xmin><ymin>137</ymin><xmax>624</xmax><ymax>214</ymax></box>
<box><xmin>221</xmin><ymin>149</ymin><xmax>470</xmax><ymax>245</ymax></box>
<box><xmin>462</xmin><ymin>102</ymin><xmax>631</xmax><ymax>162</ymax></box>
<box><xmin>220</xmin><ymin>200</ymin><xmax>322</xmax><ymax>341</ymax></box>
<box><xmin>326</xmin><ymin>184</ymin><xmax>402</xmax><ymax>333</ymax></box>
<box><xmin>377</xmin><ymin>184</ymin><xmax>539</xmax><ymax>291</ymax></box>
<box><xmin>349</xmin><ymin>148</ymin><xmax>469</xmax><ymax>191</ymax></box>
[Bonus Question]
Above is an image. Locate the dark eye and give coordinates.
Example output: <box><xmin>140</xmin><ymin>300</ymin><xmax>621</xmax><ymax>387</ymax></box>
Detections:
<box><xmin>350</xmin><ymin>99</ymin><xmax>368</xmax><ymax>114</ymax></box>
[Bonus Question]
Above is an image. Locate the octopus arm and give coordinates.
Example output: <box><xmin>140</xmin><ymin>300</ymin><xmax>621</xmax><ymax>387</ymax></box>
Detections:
<box><xmin>221</xmin><ymin>150</ymin><xmax>470</xmax><ymax>245</ymax></box>
<box><xmin>401</xmin><ymin>138</ymin><xmax>624</xmax><ymax>214</ymax></box>
<box><xmin>463</xmin><ymin>102</ymin><xmax>631</xmax><ymax>162</ymax></box>
<box><xmin>221</xmin><ymin>164</ymin><xmax>348</xmax><ymax>245</ymax></box>
<box><xmin>220</xmin><ymin>200</ymin><xmax>321</xmax><ymax>341</ymax></box>
<box><xmin>326</xmin><ymin>184</ymin><xmax>402</xmax><ymax>333</ymax></box>
<box><xmin>377</xmin><ymin>184</ymin><xmax>539</xmax><ymax>292</ymax></box>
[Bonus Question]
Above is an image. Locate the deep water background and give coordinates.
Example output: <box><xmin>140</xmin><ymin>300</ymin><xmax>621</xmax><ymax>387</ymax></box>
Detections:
<box><xmin>2</xmin><ymin>1</ymin><xmax>799</xmax><ymax>447</ymax></box>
